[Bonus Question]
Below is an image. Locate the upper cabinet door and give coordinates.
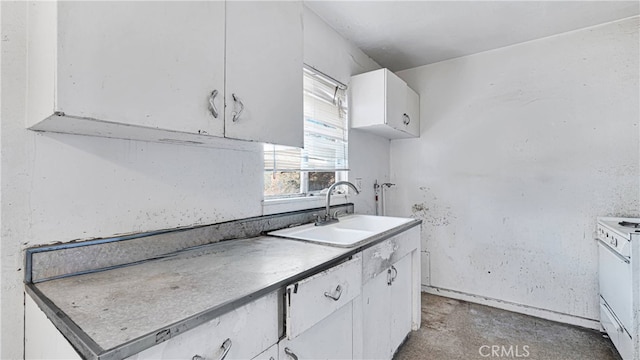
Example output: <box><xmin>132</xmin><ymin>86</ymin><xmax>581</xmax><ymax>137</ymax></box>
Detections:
<box><xmin>404</xmin><ymin>86</ymin><xmax>420</xmax><ymax>137</ymax></box>
<box><xmin>350</xmin><ymin>68</ymin><xmax>420</xmax><ymax>139</ymax></box>
<box><xmin>384</xmin><ymin>69</ymin><xmax>408</xmax><ymax>131</ymax></box>
<box><xmin>54</xmin><ymin>2</ymin><xmax>225</xmax><ymax>136</ymax></box>
<box><xmin>225</xmin><ymin>1</ymin><xmax>304</xmax><ymax>148</ymax></box>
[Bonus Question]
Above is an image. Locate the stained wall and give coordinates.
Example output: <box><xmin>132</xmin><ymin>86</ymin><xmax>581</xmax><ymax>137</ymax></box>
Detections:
<box><xmin>389</xmin><ymin>16</ymin><xmax>640</xmax><ymax>327</ymax></box>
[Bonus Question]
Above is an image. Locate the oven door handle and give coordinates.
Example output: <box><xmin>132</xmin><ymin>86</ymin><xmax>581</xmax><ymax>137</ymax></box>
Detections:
<box><xmin>597</xmin><ymin>240</ymin><xmax>630</xmax><ymax>264</ymax></box>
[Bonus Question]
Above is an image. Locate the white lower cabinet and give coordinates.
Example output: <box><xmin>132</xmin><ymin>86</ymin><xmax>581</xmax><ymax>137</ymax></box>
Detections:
<box><xmin>279</xmin><ymin>303</ymin><xmax>354</xmax><ymax>360</ymax></box>
<box><xmin>389</xmin><ymin>254</ymin><xmax>414</xmax><ymax>355</ymax></box>
<box><xmin>280</xmin><ymin>227</ymin><xmax>421</xmax><ymax>360</ymax></box>
<box><xmin>25</xmin><ymin>294</ymin><xmax>82</xmax><ymax>360</ymax></box>
<box><xmin>280</xmin><ymin>255</ymin><xmax>362</xmax><ymax>360</ymax></box>
<box><xmin>359</xmin><ymin>254</ymin><xmax>413</xmax><ymax>360</ymax></box>
<box><xmin>127</xmin><ymin>291</ymin><xmax>279</xmax><ymax>360</ymax></box>
<box><xmin>26</xmin><ymin>226</ymin><xmax>420</xmax><ymax>360</ymax></box>
<box><xmin>285</xmin><ymin>254</ymin><xmax>362</xmax><ymax>339</ymax></box>
<box><xmin>356</xmin><ymin>226</ymin><xmax>421</xmax><ymax>360</ymax></box>
<box><xmin>360</xmin><ymin>267</ymin><xmax>392</xmax><ymax>359</ymax></box>
<box><xmin>252</xmin><ymin>343</ymin><xmax>279</xmax><ymax>360</ymax></box>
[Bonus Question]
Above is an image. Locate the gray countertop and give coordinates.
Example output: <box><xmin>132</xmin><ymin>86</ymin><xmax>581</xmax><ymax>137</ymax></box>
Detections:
<box><xmin>33</xmin><ymin>237</ymin><xmax>350</xmax><ymax>354</ymax></box>
<box><xmin>28</xmin><ymin>216</ymin><xmax>421</xmax><ymax>360</ymax></box>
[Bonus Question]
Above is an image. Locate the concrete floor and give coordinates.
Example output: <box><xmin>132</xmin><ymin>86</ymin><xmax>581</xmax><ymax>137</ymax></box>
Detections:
<box><xmin>394</xmin><ymin>293</ymin><xmax>622</xmax><ymax>360</ymax></box>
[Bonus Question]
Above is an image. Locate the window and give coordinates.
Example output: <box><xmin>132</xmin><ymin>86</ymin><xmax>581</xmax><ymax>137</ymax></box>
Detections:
<box><xmin>264</xmin><ymin>66</ymin><xmax>349</xmax><ymax>199</ymax></box>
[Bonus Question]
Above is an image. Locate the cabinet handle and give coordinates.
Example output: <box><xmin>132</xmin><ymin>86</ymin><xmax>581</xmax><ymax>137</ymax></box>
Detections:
<box><xmin>391</xmin><ymin>265</ymin><xmax>398</xmax><ymax>283</ymax></box>
<box><xmin>387</xmin><ymin>266</ymin><xmax>398</xmax><ymax>285</ymax></box>
<box><xmin>191</xmin><ymin>338</ymin><xmax>231</xmax><ymax>360</ymax></box>
<box><xmin>218</xmin><ymin>338</ymin><xmax>232</xmax><ymax>360</ymax></box>
<box><xmin>402</xmin><ymin>113</ymin><xmax>411</xmax><ymax>125</ymax></box>
<box><xmin>284</xmin><ymin>347</ymin><xmax>299</xmax><ymax>360</ymax></box>
<box><xmin>231</xmin><ymin>93</ymin><xmax>244</xmax><ymax>122</ymax></box>
<box><xmin>324</xmin><ymin>285</ymin><xmax>342</xmax><ymax>301</ymax></box>
<box><xmin>208</xmin><ymin>90</ymin><xmax>219</xmax><ymax>118</ymax></box>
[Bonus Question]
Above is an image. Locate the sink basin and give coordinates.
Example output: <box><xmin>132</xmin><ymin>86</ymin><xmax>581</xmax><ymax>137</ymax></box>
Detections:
<box><xmin>268</xmin><ymin>214</ymin><xmax>413</xmax><ymax>248</ymax></box>
<box><xmin>332</xmin><ymin>214</ymin><xmax>413</xmax><ymax>233</ymax></box>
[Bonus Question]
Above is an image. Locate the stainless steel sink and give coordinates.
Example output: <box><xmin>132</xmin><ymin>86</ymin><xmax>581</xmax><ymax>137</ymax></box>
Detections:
<box><xmin>268</xmin><ymin>214</ymin><xmax>413</xmax><ymax>247</ymax></box>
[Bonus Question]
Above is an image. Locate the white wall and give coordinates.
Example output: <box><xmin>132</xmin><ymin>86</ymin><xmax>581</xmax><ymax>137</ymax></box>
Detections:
<box><xmin>0</xmin><ymin>1</ymin><xmax>6</xmax><ymax>356</ymax></box>
<box><xmin>267</xmin><ymin>7</ymin><xmax>387</xmax><ymax>215</ymax></box>
<box><xmin>303</xmin><ymin>6</ymin><xmax>386</xmax><ymax>215</ymax></box>
<box><xmin>389</xmin><ymin>16</ymin><xmax>639</xmax><ymax>326</ymax></box>
<box><xmin>0</xmin><ymin>3</ymin><xmax>385</xmax><ymax>358</ymax></box>
<box><xmin>2</xmin><ymin>3</ymin><xmax>31</xmax><ymax>358</ymax></box>
<box><xmin>348</xmin><ymin>129</ymin><xmax>390</xmax><ymax>215</ymax></box>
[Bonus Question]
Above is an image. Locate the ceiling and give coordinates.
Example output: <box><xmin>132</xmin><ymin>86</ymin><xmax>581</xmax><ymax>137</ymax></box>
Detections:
<box><xmin>305</xmin><ymin>1</ymin><xmax>640</xmax><ymax>72</ymax></box>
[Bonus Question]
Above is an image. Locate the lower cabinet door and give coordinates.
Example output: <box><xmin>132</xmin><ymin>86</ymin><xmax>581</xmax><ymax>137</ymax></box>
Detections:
<box><xmin>389</xmin><ymin>254</ymin><xmax>413</xmax><ymax>355</ymax></box>
<box><xmin>279</xmin><ymin>302</ymin><xmax>353</xmax><ymax>360</ymax></box>
<box><xmin>362</xmin><ymin>268</ymin><xmax>392</xmax><ymax>360</ymax></box>
<box><xmin>25</xmin><ymin>295</ymin><xmax>82</xmax><ymax>360</ymax></box>
<box><xmin>362</xmin><ymin>253</ymin><xmax>414</xmax><ymax>360</ymax></box>
<box><xmin>286</xmin><ymin>255</ymin><xmax>362</xmax><ymax>339</ymax></box>
<box><xmin>127</xmin><ymin>291</ymin><xmax>278</xmax><ymax>360</ymax></box>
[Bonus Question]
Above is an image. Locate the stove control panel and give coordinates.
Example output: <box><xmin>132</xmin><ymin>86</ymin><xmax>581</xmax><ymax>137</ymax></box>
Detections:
<box><xmin>597</xmin><ymin>224</ymin><xmax>631</xmax><ymax>258</ymax></box>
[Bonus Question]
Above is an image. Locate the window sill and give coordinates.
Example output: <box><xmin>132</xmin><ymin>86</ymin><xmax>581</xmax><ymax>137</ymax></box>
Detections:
<box><xmin>262</xmin><ymin>194</ymin><xmax>349</xmax><ymax>215</ymax></box>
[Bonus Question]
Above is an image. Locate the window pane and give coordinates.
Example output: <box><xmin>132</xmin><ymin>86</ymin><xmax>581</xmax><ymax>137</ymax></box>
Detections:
<box><xmin>264</xmin><ymin>172</ymin><xmax>301</xmax><ymax>197</ymax></box>
<box><xmin>308</xmin><ymin>172</ymin><xmax>336</xmax><ymax>192</ymax></box>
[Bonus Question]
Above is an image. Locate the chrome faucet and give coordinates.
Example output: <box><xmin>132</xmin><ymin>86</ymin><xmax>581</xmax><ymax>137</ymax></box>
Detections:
<box><xmin>316</xmin><ymin>181</ymin><xmax>360</xmax><ymax>226</ymax></box>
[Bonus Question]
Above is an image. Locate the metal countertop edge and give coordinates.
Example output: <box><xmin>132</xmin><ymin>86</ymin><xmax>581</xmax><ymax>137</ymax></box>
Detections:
<box><xmin>30</xmin><ymin>219</ymin><xmax>422</xmax><ymax>360</ymax></box>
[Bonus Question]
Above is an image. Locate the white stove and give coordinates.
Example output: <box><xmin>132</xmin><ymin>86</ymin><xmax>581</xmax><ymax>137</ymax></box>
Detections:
<box><xmin>597</xmin><ymin>217</ymin><xmax>640</xmax><ymax>360</ymax></box>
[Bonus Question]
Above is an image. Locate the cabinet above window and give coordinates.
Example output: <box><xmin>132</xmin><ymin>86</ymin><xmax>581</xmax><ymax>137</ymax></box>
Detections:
<box><xmin>349</xmin><ymin>68</ymin><xmax>420</xmax><ymax>139</ymax></box>
<box><xmin>26</xmin><ymin>1</ymin><xmax>303</xmax><ymax>148</ymax></box>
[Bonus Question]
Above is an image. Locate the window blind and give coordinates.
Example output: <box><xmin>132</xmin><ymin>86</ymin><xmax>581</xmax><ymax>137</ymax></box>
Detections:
<box><xmin>264</xmin><ymin>67</ymin><xmax>349</xmax><ymax>172</ymax></box>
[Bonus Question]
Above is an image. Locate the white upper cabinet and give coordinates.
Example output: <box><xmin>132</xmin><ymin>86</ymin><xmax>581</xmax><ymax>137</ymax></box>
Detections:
<box><xmin>26</xmin><ymin>1</ymin><xmax>303</xmax><ymax>148</ymax></box>
<box><xmin>27</xmin><ymin>2</ymin><xmax>225</xmax><ymax>138</ymax></box>
<box><xmin>349</xmin><ymin>68</ymin><xmax>420</xmax><ymax>139</ymax></box>
<box><xmin>225</xmin><ymin>1</ymin><xmax>303</xmax><ymax>147</ymax></box>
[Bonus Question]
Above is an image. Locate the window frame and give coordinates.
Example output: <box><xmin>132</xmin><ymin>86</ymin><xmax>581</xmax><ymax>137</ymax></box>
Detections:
<box><xmin>263</xmin><ymin>170</ymin><xmax>347</xmax><ymax>201</ymax></box>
